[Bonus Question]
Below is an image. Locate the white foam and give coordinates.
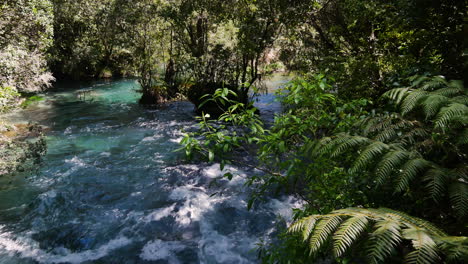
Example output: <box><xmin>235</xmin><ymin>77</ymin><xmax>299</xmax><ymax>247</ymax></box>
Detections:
<box><xmin>169</xmin><ymin>185</ymin><xmax>225</xmax><ymax>226</ymax></box>
<box><xmin>198</xmin><ymin>221</ymin><xmax>253</xmax><ymax>264</ymax></box>
<box><xmin>64</xmin><ymin>156</ymin><xmax>86</xmax><ymax>167</ymax></box>
<box><xmin>143</xmin><ymin>204</ymin><xmax>176</xmax><ymax>222</ymax></box>
<box><xmin>48</xmin><ymin>236</ymin><xmax>131</xmax><ymax>263</ymax></box>
<box><xmin>141</xmin><ymin>134</ymin><xmax>161</xmax><ymax>142</ymax></box>
<box><xmin>0</xmin><ymin>227</ymin><xmax>131</xmax><ymax>264</ymax></box>
<box><xmin>169</xmin><ymin>137</ymin><xmax>183</xmax><ymax>143</ymax></box>
<box><xmin>64</xmin><ymin>126</ymin><xmax>73</xmax><ymax>134</ymax></box>
<box><xmin>266</xmin><ymin>196</ymin><xmax>305</xmax><ymax>223</ymax></box>
<box><xmin>139</xmin><ymin>239</ymin><xmax>185</xmax><ymax>263</ymax></box>
<box><xmin>203</xmin><ymin>163</ymin><xmax>244</xmax><ymax>179</ymax></box>
<box><xmin>203</xmin><ymin>164</ymin><xmax>224</xmax><ymax>178</ymax></box>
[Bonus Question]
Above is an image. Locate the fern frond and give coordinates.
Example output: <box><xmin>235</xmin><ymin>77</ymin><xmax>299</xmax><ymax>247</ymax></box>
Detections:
<box><xmin>419</xmin><ymin>75</ymin><xmax>447</xmax><ymax>91</ymax></box>
<box><xmin>313</xmin><ymin>136</ymin><xmax>334</xmax><ymax>155</ymax></box>
<box><xmin>374</xmin><ymin>150</ymin><xmax>409</xmax><ymax>186</ymax></box>
<box><xmin>447</xmin><ymin>80</ymin><xmax>464</xmax><ymax>92</ymax></box>
<box><xmin>432</xmin><ymin>87</ymin><xmax>463</xmax><ymax>97</ymax></box>
<box><xmin>351</xmin><ymin>141</ymin><xmax>389</xmax><ymax>173</ymax></box>
<box><xmin>330</xmin><ymin>135</ymin><xmax>371</xmax><ymax>157</ymax></box>
<box><xmin>436</xmin><ymin>236</ymin><xmax>468</xmax><ymax>262</ymax></box>
<box><xmin>400</xmin><ymin>128</ymin><xmax>429</xmax><ymax>145</ymax></box>
<box><xmin>384</xmin><ymin>87</ymin><xmax>410</xmax><ymax>104</ymax></box>
<box><xmin>367</xmin><ymin>219</ymin><xmax>401</xmax><ymax>264</ymax></box>
<box><xmin>451</xmin><ymin>95</ymin><xmax>468</xmax><ymax>105</ymax></box>
<box><xmin>308</xmin><ymin>215</ymin><xmax>342</xmax><ymax>254</ymax></box>
<box><xmin>395</xmin><ymin>158</ymin><xmax>432</xmax><ymax>192</ymax></box>
<box><xmin>435</xmin><ymin>103</ymin><xmax>468</xmax><ymax>129</ymax></box>
<box><xmin>333</xmin><ymin>216</ymin><xmax>368</xmax><ymax>257</ymax></box>
<box><xmin>289</xmin><ymin>215</ymin><xmax>313</xmax><ymax>234</ymax></box>
<box><xmin>403</xmin><ymin>227</ymin><xmax>440</xmax><ymax>264</ymax></box>
<box><xmin>376</xmin><ymin>208</ymin><xmax>446</xmax><ymax>236</ymax></box>
<box><xmin>363</xmin><ymin>115</ymin><xmax>399</xmax><ymax>135</ymax></box>
<box><xmin>401</xmin><ymin>90</ymin><xmax>429</xmax><ymax>115</ymax></box>
<box><xmin>420</xmin><ymin>94</ymin><xmax>450</xmax><ymax>119</ymax></box>
<box><xmin>301</xmin><ymin>216</ymin><xmax>318</xmax><ymax>241</ymax></box>
<box><xmin>410</xmin><ymin>75</ymin><xmax>430</xmax><ymax>87</ymax></box>
<box><xmin>289</xmin><ymin>208</ymin><xmax>461</xmax><ymax>263</ymax></box>
<box><xmin>449</xmin><ymin>182</ymin><xmax>468</xmax><ymax>218</ymax></box>
<box><xmin>373</xmin><ymin>119</ymin><xmax>414</xmax><ymax>142</ymax></box>
<box><xmin>423</xmin><ymin>167</ymin><xmax>449</xmax><ymax>201</ymax></box>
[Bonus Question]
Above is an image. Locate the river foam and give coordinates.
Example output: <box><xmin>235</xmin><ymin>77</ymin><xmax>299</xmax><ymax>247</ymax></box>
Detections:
<box><xmin>0</xmin><ymin>78</ymin><xmax>300</xmax><ymax>263</ymax></box>
<box><xmin>0</xmin><ymin>227</ymin><xmax>131</xmax><ymax>264</ymax></box>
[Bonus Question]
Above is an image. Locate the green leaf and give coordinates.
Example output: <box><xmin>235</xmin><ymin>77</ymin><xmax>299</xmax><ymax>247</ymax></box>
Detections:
<box><xmin>208</xmin><ymin>150</ymin><xmax>214</xmax><ymax>162</ymax></box>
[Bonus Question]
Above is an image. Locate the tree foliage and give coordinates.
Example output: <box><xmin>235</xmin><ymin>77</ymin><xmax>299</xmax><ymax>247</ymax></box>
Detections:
<box><xmin>0</xmin><ymin>0</ymin><xmax>55</xmax><ymax>111</ymax></box>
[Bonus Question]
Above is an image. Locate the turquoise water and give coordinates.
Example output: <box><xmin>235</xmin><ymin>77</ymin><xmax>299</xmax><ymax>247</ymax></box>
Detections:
<box><xmin>0</xmin><ymin>78</ymin><xmax>300</xmax><ymax>263</ymax></box>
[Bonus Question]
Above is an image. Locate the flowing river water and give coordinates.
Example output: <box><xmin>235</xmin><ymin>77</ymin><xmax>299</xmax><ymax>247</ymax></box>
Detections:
<box><xmin>0</xmin><ymin>76</ymin><xmax>302</xmax><ymax>263</ymax></box>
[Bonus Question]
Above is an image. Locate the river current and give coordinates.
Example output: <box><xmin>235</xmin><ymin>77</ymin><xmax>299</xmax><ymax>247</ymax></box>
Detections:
<box><xmin>0</xmin><ymin>77</ymin><xmax>302</xmax><ymax>263</ymax></box>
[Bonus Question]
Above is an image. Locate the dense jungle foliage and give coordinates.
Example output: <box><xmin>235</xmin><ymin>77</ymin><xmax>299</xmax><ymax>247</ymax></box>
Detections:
<box><xmin>1</xmin><ymin>0</ymin><xmax>467</xmax><ymax>263</ymax></box>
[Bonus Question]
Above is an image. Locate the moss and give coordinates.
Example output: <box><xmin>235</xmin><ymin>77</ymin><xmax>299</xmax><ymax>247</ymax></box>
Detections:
<box><xmin>20</xmin><ymin>95</ymin><xmax>44</xmax><ymax>108</ymax></box>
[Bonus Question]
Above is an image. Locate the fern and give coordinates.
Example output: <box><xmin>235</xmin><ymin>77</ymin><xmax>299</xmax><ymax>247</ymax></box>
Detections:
<box><xmin>367</xmin><ymin>219</ymin><xmax>401</xmax><ymax>263</ymax></box>
<box><xmin>332</xmin><ymin>215</ymin><xmax>368</xmax><ymax>257</ymax></box>
<box><xmin>384</xmin><ymin>75</ymin><xmax>467</xmax><ymax>129</ymax></box>
<box><xmin>395</xmin><ymin>158</ymin><xmax>431</xmax><ymax>192</ymax></box>
<box><xmin>449</xmin><ymin>183</ymin><xmax>468</xmax><ymax>218</ymax></box>
<box><xmin>289</xmin><ymin>208</ymin><xmax>467</xmax><ymax>263</ymax></box>
<box><xmin>374</xmin><ymin>150</ymin><xmax>409</xmax><ymax>185</ymax></box>
<box><xmin>318</xmin><ymin>76</ymin><xmax>467</xmax><ymax>217</ymax></box>
<box><xmin>308</xmin><ymin>215</ymin><xmax>342</xmax><ymax>254</ymax></box>
<box><xmin>435</xmin><ymin>103</ymin><xmax>468</xmax><ymax>130</ymax></box>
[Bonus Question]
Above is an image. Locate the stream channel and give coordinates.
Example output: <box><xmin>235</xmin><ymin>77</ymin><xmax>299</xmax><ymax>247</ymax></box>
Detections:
<box><xmin>0</xmin><ymin>75</ymin><xmax>303</xmax><ymax>263</ymax></box>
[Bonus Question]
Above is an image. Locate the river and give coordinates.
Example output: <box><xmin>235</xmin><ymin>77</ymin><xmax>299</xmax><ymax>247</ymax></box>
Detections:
<box><xmin>0</xmin><ymin>76</ymin><xmax>302</xmax><ymax>263</ymax></box>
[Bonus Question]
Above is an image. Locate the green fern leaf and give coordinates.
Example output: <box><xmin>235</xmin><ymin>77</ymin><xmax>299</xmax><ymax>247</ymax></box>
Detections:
<box><xmin>308</xmin><ymin>215</ymin><xmax>342</xmax><ymax>255</ymax></box>
<box><xmin>375</xmin><ymin>150</ymin><xmax>409</xmax><ymax>186</ymax></box>
<box><xmin>333</xmin><ymin>216</ymin><xmax>368</xmax><ymax>257</ymax></box>
<box><xmin>351</xmin><ymin>141</ymin><xmax>389</xmax><ymax>173</ymax></box>
<box><xmin>436</xmin><ymin>236</ymin><xmax>468</xmax><ymax>262</ymax></box>
<box><xmin>384</xmin><ymin>87</ymin><xmax>410</xmax><ymax>104</ymax></box>
<box><xmin>302</xmin><ymin>216</ymin><xmax>318</xmax><ymax>241</ymax></box>
<box><xmin>449</xmin><ymin>182</ymin><xmax>468</xmax><ymax>218</ymax></box>
<box><xmin>401</xmin><ymin>90</ymin><xmax>429</xmax><ymax>115</ymax></box>
<box><xmin>330</xmin><ymin>135</ymin><xmax>370</xmax><ymax>158</ymax></box>
<box><xmin>403</xmin><ymin>227</ymin><xmax>440</xmax><ymax>264</ymax></box>
<box><xmin>435</xmin><ymin>103</ymin><xmax>468</xmax><ymax>129</ymax></box>
<box><xmin>421</xmin><ymin>94</ymin><xmax>450</xmax><ymax>119</ymax></box>
<box><xmin>367</xmin><ymin>219</ymin><xmax>401</xmax><ymax>264</ymax></box>
<box><xmin>423</xmin><ymin>168</ymin><xmax>449</xmax><ymax>201</ymax></box>
<box><xmin>395</xmin><ymin>158</ymin><xmax>432</xmax><ymax>192</ymax></box>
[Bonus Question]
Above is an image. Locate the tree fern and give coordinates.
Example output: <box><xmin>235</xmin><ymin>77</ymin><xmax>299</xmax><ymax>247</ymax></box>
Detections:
<box><xmin>384</xmin><ymin>75</ymin><xmax>467</xmax><ymax>129</ymax></box>
<box><xmin>317</xmin><ymin>76</ymin><xmax>467</xmax><ymax>217</ymax></box>
<box><xmin>289</xmin><ymin>208</ymin><xmax>467</xmax><ymax>263</ymax></box>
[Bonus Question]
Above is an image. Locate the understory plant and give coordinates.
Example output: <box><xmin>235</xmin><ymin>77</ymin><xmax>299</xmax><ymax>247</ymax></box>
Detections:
<box><xmin>180</xmin><ymin>74</ymin><xmax>467</xmax><ymax>263</ymax></box>
<box><xmin>0</xmin><ymin>124</ymin><xmax>47</xmax><ymax>176</ymax></box>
